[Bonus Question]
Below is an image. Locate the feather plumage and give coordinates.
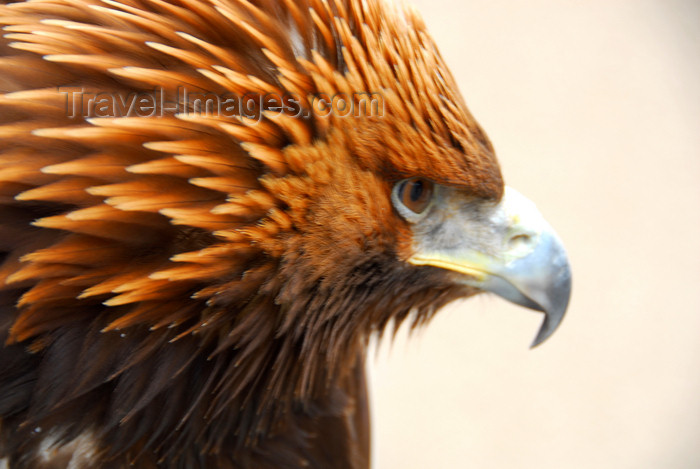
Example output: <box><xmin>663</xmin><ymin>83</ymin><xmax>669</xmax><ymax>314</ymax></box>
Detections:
<box><xmin>0</xmin><ymin>0</ymin><xmax>506</xmax><ymax>467</ymax></box>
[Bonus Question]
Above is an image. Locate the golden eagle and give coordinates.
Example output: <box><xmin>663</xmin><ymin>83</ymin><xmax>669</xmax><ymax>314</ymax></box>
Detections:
<box><xmin>0</xmin><ymin>0</ymin><xmax>571</xmax><ymax>467</ymax></box>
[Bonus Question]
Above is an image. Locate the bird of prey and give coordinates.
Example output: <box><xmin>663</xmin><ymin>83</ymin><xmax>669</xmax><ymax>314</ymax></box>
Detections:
<box><xmin>0</xmin><ymin>0</ymin><xmax>571</xmax><ymax>467</ymax></box>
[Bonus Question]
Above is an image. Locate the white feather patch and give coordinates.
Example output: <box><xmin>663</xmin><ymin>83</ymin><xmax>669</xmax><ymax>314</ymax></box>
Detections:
<box><xmin>38</xmin><ymin>431</ymin><xmax>98</xmax><ymax>469</ymax></box>
<box><xmin>287</xmin><ymin>15</ymin><xmax>307</xmax><ymax>61</ymax></box>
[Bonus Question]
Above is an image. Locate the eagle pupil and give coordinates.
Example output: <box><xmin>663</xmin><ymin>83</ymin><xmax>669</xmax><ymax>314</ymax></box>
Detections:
<box><xmin>409</xmin><ymin>180</ymin><xmax>424</xmax><ymax>202</ymax></box>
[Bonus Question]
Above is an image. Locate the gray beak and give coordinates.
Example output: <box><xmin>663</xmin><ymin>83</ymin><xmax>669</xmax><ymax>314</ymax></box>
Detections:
<box><xmin>408</xmin><ymin>187</ymin><xmax>571</xmax><ymax>347</ymax></box>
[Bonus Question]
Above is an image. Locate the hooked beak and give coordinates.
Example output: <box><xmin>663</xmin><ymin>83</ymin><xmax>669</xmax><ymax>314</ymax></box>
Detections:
<box><xmin>409</xmin><ymin>187</ymin><xmax>571</xmax><ymax>347</ymax></box>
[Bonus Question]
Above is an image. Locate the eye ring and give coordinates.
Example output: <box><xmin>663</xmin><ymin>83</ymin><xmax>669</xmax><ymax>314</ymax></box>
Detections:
<box><xmin>392</xmin><ymin>178</ymin><xmax>435</xmax><ymax>220</ymax></box>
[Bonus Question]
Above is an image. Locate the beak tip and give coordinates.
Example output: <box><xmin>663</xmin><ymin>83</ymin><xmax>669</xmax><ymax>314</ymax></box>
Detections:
<box><xmin>530</xmin><ymin>319</ymin><xmax>555</xmax><ymax>348</ymax></box>
<box><xmin>529</xmin><ymin>272</ymin><xmax>571</xmax><ymax>348</ymax></box>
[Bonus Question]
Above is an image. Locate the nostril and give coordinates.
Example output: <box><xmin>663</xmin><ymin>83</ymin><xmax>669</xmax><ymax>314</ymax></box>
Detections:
<box><xmin>508</xmin><ymin>233</ymin><xmax>532</xmax><ymax>251</ymax></box>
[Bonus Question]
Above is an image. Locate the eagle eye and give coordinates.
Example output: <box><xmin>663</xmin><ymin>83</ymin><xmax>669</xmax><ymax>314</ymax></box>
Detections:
<box><xmin>392</xmin><ymin>178</ymin><xmax>435</xmax><ymax>219</ymax></box>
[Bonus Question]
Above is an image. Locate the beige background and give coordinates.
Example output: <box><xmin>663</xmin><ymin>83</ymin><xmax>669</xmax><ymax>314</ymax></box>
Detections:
<box><xmin>368</xmin><ymin>1</ymin><xmax>700</xmax><ymax>468</ymax></box>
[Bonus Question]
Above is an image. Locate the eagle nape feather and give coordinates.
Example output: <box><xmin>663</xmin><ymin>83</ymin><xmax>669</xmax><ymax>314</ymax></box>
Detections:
<box><xmin>0</xmin><ymin>0</ymin><xmax>571</xmax><ymax>468</ymax></box>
